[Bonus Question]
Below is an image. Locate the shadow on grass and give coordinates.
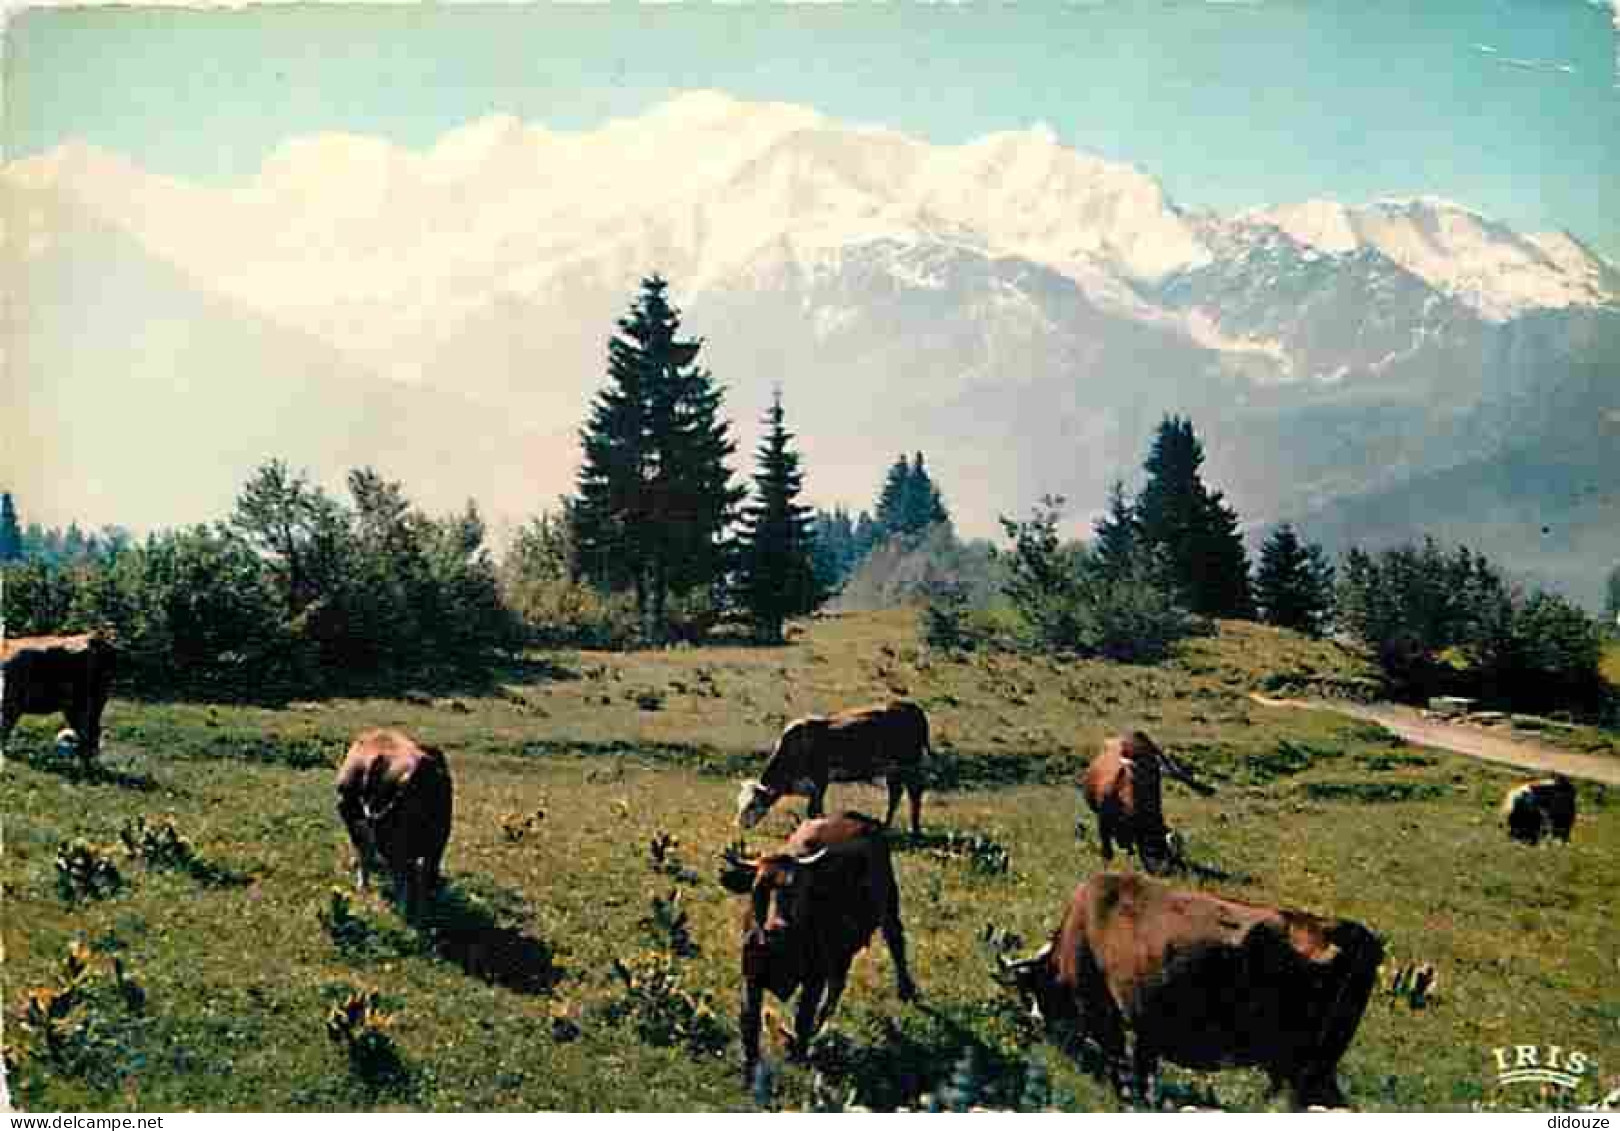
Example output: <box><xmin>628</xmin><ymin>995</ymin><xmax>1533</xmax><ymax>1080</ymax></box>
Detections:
<box><xmin>114</xmin><ymin>651</ymin><xmax>584</xmax><ymax>710</ymax></box>
<box><xmin>16</xmin><ymin>750</ymin><xmax>165</xmax><ymax>793</ymax></box>
<box><xmin>409</xmin><ymin>880</ymin><xmax>564</xmax><ymax>996</ymax></box>
<box><xmin>807</xmin><ymin>1001</ymin><xmax>1035</xmax><ymax>1110</ymax></box>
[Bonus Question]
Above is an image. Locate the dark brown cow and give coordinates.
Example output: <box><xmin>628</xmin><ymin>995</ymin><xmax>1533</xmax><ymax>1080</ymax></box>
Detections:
<box><xmin>1501</xmin><ymin>775</ymin><xmax>1576</xmax><ymax>844</ymax></box>
<box><xmin>1078</xmin><ymin>731</ymin><xmax>1213</xmax><ymax>874</ymax></box>
<box><xmin>1</xmin><ymin>634</ymin><xmax>117</xmax><ymax>770</ymax></box>
<box><xmin>737</xmin><ymin>701</ymin><xmax>931</xmax><ymax>834</ymax></box>
<box><xmin>998</xmin><ymin>872</ymin><xmax>1383</xmax><ymax>1109</ymax></box>
<box><xmin>719</xmin><ymin>811</ymin><xmax>917</xmax><ymax>1084</ymax></box>
<box><xmin>336</xmin><ymin>729</ymin><xmax>454</xmax><ymax>914</ymax></box>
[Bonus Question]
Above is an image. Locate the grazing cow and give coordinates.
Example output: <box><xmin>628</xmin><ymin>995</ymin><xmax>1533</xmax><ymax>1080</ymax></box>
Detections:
<box><xmin>736</xmin><ymin>701</ymin><xmax>932</xmax><ymax>835</ymax></box>
<box><xmin>1501</xmin><ymin>775</ymin><xmax>1576</xmax><ymax>845</ymax></box>
<box><xmin>336</xmin><ymin>729</ymin><xmax>453</xmax><ymax>914</ymax></box>
<box><xmin>719</xmin><ymin>812</ymin><xmax>918</xmax><ymax>1083</ymax></box>
<box><xmin>997</xmin><ymin>872</ymin><xmax>1383</xmax><ymax>1109</ymax></box>
<box><xmin>1078</xmin><ymin>731</ymin><xmax>1214</xmax><ymax>874</ymax></box>
<box><xmin>1</xmin><ymin>634</ymin><xmax>117</xmax><ymax>770</ymax></box>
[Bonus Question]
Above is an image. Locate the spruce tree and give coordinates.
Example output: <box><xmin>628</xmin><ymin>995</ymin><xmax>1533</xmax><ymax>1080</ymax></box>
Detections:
<box><xmin>875</xmin><ymin>454</ymin><xmax>912</xmax><ymax>540</ymax></box>
<box><xmin>1606</xmin><ymin>563</ymin><xmax>1620</xmax><ymax>630</ymax></box>
<box><xmin>1092</xmin><ymin>480</ymin><xmax>1138</xmax><ymax>579</ymax></box>
<box><xmin>901</xmin><ymin>452</ymin><xmax>951</xmax><ymax>537</ymax></box>
<box><xmin>571</xmin><ymin>276</ymin><xmax>741</xmax><ymax>640</ymax></box>
<box><xmin>0</xmin><ymin>492</ymin><xmax>22</xmax><ymax>562</ymax></box>
<box><xmin>736</xmin><ymin>391</ymin><xmax>824</xmax><ymax>643</ymax></box>
<box><xmin>1135</xmin><ymin>415</ymin><xmax>1254</xmax><ymax>619</ymax></box>
<box><xmin>1254</xmin><ymin>523</ymin><xmax>1335</xmax><ymax>636</ymax></box>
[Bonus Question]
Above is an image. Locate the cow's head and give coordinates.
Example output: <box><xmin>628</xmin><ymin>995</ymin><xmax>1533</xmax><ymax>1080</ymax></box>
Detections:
<box><xmin>994</xmin><ymin>942</ymin><xmax>1067</xmax><ymax>1024</ymax></box>
<box><xmin>735</xmin><ymin>780</ymin><xmax>779</xmax><ymax>829</ymax></box>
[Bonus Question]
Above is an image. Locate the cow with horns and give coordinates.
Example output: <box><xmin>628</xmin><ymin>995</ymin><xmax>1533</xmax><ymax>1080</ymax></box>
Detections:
<box><xmin>1078</xmin><ymin>731</ymin><xmax>1214</xmax><ymax>873</ymax></box>
<box><xmin>736</xmin><ymin>701</ymin><xmax>932</xmax><ymax>835</ymax></box>
<box><xmin>719</xmin><ymin>812</ymin><xmax>918</xmax><ymax>1084</ymax></box>
<box><xmin>997</xmin><ymin>871</ymin><xmax>1383</xmax><ymax>1109</ymax></box>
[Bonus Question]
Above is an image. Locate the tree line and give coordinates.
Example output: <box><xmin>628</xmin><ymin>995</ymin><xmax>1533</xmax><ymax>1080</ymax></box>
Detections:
<box><xmin>2</xmin><ymin>272</ymin><xmax>1608</xmax><ymax>716</ymax></box>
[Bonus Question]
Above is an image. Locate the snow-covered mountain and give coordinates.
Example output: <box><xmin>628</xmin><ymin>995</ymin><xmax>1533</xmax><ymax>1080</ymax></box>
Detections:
<box><xmin>6</xmin><ymin>91</ymin><xmax>1618</xmax><ymax>602</ymax></box>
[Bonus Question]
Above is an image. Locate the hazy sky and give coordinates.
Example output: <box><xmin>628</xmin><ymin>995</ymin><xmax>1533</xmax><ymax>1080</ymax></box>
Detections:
<box><xmin>6</xmin><ymin>0</ymin><xmax>1620</xmax><ymax>257</ymax></box>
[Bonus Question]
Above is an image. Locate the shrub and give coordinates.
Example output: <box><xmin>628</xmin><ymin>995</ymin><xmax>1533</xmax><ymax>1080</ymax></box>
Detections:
<box><xmin>55</xmin><ymin>840</ymin><xmax>123</xmax><ymax>903</ymax></box>
<box><xmin>604</xmin><ymin>952</ymin><xmax>728</xmax><ymax>1058</ymax></box>
<box><xmin>325</xmin><ymin>987</ymin><xmax>407</xmax><ymax>1091</ymax></box>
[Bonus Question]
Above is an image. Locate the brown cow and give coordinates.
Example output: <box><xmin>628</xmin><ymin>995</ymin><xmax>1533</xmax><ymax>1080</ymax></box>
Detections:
<box><xmin>737</xmin><ymin>701</ymin><xmax>931</xmax><ymax>835</ymax></box>
<box><xmin>336</xmin><ymin>729</ymin><xmax>454</xmax><ymax>914</ymax></box>
<box><xmin>997</xmin><ymin>872</ymin><xmax>1383</xmax><ymax>1109</ymax></box>
<box><xmin>1501</xmin><ymin>775</ymin><xmax>1576</xmax><ymax>844</ymax></box>
<box><xmin>719</xmin><ymin>811</ymin><xmax>918</xmax><ymax>1084</ymax></box>
<box><xmin>1078</xmin><ymin>731</ymin><xmax>1213</xmax><ymax>874</ymax></box>
<box><xmin>1</xmin><ymin>634</ymin><xmax>117</xmax><ymax>770</ymax></box>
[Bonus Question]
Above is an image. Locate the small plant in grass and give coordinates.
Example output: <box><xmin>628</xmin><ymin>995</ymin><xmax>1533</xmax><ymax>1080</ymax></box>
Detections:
<box><xmin>639</xmin><ymin>889</ymin><xmax>698</xmax><ymax>957</ymax></box>
<box><xmin>325</xmin><ymin>987</ymin><xmax>407</xmax><ymax>1090</ymax></box>
<box><xmin>604</xmin><ymin>952</ymin><xmax>729</xmax><ymax>1058</ymax></box>
<box><xmin>118</xmin><ymin>815</ymin><xmax>197</xmax><ymax>871</ymax></box>
<box><xmin>11</xmin><ymin>939</ymin><xmax>148</xmax><ymax>1089</ymax></box>
<box><xmin>1387</xmin><ymin>962</ymin><xmax>1439</xmax><ymax>1009</ymax></box>
<box><xmin>318</xmin><ymin>888</ymin><xmax>372</xmax><ymax>952</ymax></box>
<box><xmin>55</xmin><ymin>839</ymin><xmax>123</xmax><ymax>902</ymax></box>
<box><xmin>648</xmin><ymin>830</ymin><xmax>698</xmax><ymax>883</ymax></box>
<box><xmin>499</xmin><ymin>807</ymin><xmax>546</xmax><ymax>842</ymax></box>
<box><xmin>927</xmin><ymin>831</ymin><xmax>1011</xmax><ymax>876</ymax></box>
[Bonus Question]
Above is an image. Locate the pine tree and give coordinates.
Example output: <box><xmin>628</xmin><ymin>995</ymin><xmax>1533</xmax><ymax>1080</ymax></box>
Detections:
<box><xmin>852</xmin><ymin>510</ymin><xmax>881</xmax><ymax>559</ymax></box>
<box><xmin>1606</xmin><ymin>563</ymin><xmax>1620</xmax><ymax>631</ymax></box>
<box><xmin>0</xmin><ymin>492</ymin><xmax>22</xmax><ymax>562</ymax></box>
<box><xmin>736</xmin><ymin>391</ymin><xmax>824</xmax><ymax>643</ymax></box>
<box><xmin>1135</xmin><ymin>415</ymin><xmax>1254</xmax><ymax>619</ymax></box>
<box><xmin>1092</xmin><ymin>480</ymin><xmax>1138</xmax><ymax>579</ymax></box>
<box><xmin>875</xmin><ymin>454</ymin><xmax>912</xmax><ymax>540</ymax></box>
<box><xmin>571</xmin><ymin>276</ymin><xmax>742</xmax><ymax>640</ymax></box>
<box><xmin>901</xmin><ymin>452</ymin><xmax>951</xmax><ymax>537</ymax></box>
<box><xmin>1254</xmin><ymin>523</ymin><xmax>1335</xmax><ymax>636</ymax></box>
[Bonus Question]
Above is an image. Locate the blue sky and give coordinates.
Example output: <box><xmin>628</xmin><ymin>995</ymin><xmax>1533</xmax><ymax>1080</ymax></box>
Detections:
<box><xmin>6</xmin><ymin>0</ymin><xmax>1619</xmax><ymax>257</ymax></box>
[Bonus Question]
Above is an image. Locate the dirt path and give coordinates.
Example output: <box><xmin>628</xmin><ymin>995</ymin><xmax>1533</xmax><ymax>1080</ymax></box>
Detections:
<box><xmin>1249</xmin><ymin>694</ymin><xmax>1620</xmax><ymax>786</ymax></box>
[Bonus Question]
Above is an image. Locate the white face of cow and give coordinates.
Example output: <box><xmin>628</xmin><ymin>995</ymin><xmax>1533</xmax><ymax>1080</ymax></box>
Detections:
<box><xmin>54</xmin><ymin>728</ymin><xmax>81</xmax><ymax>758</ymax></box>
<box><xmin>736</xmin><ymin>780</ymin><xmax>776</xmax><ymax>828</ymax></box>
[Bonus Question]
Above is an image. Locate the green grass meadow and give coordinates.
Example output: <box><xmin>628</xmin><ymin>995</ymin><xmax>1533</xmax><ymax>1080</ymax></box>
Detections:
<box><xmin>3</xmin><ymin>611</ymin><xmax>1616</xmax><ymax>1111</ymax></box>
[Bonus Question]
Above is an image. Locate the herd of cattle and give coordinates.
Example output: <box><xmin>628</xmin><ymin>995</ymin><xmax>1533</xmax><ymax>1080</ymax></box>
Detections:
<box><xmin>1</xmin><ymin>633</ymin><xmax>1587</xmax><ymax>1109</ymax></box>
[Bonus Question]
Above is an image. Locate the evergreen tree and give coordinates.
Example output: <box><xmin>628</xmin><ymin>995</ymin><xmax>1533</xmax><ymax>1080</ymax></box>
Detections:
<box><xmin>736</xmin><ymin>391</ymin><xmax>824</xmax><ymax>643</ymax></box>
<box><xmin>0</xmin><ymin>492</ymin><xmax>22</xmax><ymax>562</ymax></box>
<box><xmin>1606</xmin><ymin>563</ymin><xmax>1620</xmax><ymax>631</ymax></box>
<box><xmin>1135</xmin><ymin>415</ymin><xmax>1254</xmax><ymax>618</ymax></box>
<box><xmin>571</xmin><ymin>275</ymin><xmax>742</xmax><ymax>640</ymax></box>
<box><xmin>1254</xmin><ymin>523</ymin><xmax>1335</xmax><ymax>636</ymax></box>
<box><xmin>852</xmin><ymin>509</ymin><xmax>881</xmax><ymax>560</ymax></box>
<box><xmin>1092</xmin><ymin>480</ymin><xmax>1138</xmax><ymax>580</ymax></box>
<box><xmin>875</xmin><ymin>454</ymin><xmax>912</xmax><ymax>539</ymax></box>
<box><xmin>811</xmin><ymin>507</ymin><xmax>857</xmax><ymax>589</ymax></box>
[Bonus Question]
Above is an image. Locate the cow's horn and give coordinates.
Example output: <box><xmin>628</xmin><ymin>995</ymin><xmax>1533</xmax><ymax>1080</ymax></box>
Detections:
<box><xmin>793</xmin><ymin>848</ymin><xmax>831</xmax><ymax>867</ymax></box>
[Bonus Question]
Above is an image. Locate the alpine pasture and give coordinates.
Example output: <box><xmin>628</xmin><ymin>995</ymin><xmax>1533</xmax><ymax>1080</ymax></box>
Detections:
<box><xmin>4</xmin><ymin>610</ymin><xmax>1616</xmax><ymax>1111</ymax></box>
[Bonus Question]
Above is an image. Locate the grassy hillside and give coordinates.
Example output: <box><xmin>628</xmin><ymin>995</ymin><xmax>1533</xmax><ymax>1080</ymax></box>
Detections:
<box><xmin>3</xmin><ymin>611</ymin><xmax>1616</xmax><ymax>1111</ymax></box>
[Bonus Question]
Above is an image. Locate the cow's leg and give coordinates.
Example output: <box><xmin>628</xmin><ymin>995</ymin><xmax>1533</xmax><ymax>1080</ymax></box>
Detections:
<box><xmin>807</xmin><ymin>784</ymin><xmax>826</xmax><ymax>820</ymax></box>
<box><xmin>882</xmin><ymin>884</ymin><xmax>919</xmax><ymax>1002</ymax></box>
<box><xmin>884</xmin><ymin>777</ymin><xmax>903</xmax><ymax>827</ymax></box>
<box><xmin>905</xmin><ymin>776</ymin><xmax>924</xmax><ymax>837</ymax></box>
<box><xmin>740</xmin><ymin>981</ymin><xmax>765</xmax><ymax>1086</ymax></box>
<box><xmin>1131</xmin><ymin>1040</ymin><xmax>1160</xmax><ymax>1109</ymax></box>
<box><xmin>337</xmin><ymin>795</ymin><xmax>372</xmax><ymax>891</ymax></box>
<box><xmin>1098</xmin><ymin>820</ymin><xmax>1116</xmax><ymax>863</ymax></box>
<box><xmin>792</xmin><ymin>979</ymin><xmax>825</xmax><ymax>1059</ymax></box>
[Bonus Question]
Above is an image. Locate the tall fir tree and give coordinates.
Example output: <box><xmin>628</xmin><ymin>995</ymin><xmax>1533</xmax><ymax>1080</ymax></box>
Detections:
<box><xmin>1606</xmin><ymin>563</ymin><xmax>1620</xmax><ymax>629</ymax></box>
<box><xmin>1092</xmin><ymin>479</ymin><xmax>1139</xmax><ymax>579</ymax></box>
<box><xmin>1135</xmin><ymin>415</ymin><xmax>1254</xmax><ymax>618</ymax></box>
<box><xmin>874</xmin><ymin>451</ymin><xmax>951</xmax><ymax>544</ymax></box>
<box><xmin>1254</xmin><ymin>523</ymin><xmax>1335</xmax><ymax>636</ymax></box>
<box><xmin>571</xmin><ymin>275</ymin><xmax>742</xmax><ymax>639</ymax></box>
<box><xmin>736</xmin><ymin>391</ymin><xmax>824</xmax><ymax>643</ymax></box>
<box><xmin>875</xmin><ymin>454</ymin><xmax>912</xmax><ymax>538</ymax></box>
<box><xmin>0</xmin><ymin>492</ymin><xmax>22</xmax><ymax>562</ymax></box>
